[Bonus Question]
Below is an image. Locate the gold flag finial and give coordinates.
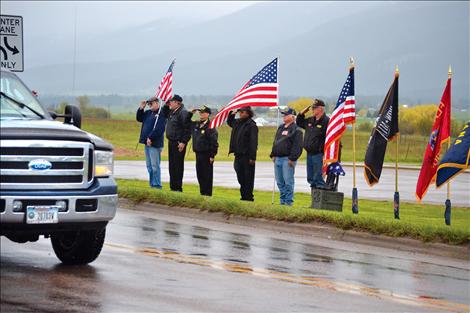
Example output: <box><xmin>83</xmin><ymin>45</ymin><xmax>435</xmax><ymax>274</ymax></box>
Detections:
<box><xmin>395</xmin><ymin>65</ymin><xmax>399</xmax><ymax>77</ymax></box>
<box><xmin>448</xmin><ymin>65</ymin><xmax>452</xmax><ymax>78</ymax></box>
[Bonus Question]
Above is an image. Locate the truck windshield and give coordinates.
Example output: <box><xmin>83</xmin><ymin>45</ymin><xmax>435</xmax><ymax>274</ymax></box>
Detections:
<box><xmin>0</xmin><ymin>71</ymin><xmax>46</xmax><ymax>120</ymax></box>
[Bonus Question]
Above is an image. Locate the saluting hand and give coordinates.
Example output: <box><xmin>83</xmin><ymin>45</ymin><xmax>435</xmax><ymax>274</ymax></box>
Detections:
<box><xmin>140</xmin><ymin>101</ymin><xmax>146</xmax><ymax>110</ymax></box>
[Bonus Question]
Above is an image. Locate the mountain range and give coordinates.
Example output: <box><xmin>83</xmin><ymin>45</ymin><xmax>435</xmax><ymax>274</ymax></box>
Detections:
<box><xmin>14</xmin><ymin>1</ymin><xmax>470</xmax><ymax>107</ymax></box>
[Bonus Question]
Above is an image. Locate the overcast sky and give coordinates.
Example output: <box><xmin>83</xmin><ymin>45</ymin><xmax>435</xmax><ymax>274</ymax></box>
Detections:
<box><xmin>1</xmin><ymin>1</ymin><xmax>257</xmax><ymax>36</ymax></box>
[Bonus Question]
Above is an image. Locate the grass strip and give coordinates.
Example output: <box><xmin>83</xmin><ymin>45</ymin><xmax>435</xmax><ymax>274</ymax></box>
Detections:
<box><xmin>117</xmin><ymin>179</ymin><xmax>470</xmax><ymax>245</ymax></box>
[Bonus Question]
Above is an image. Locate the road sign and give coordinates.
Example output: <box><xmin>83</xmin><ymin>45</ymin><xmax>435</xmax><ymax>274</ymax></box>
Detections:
<box><xmin>0</xmin><ymin>15</ymin><xmax>24</xmax><ymax>72</ymax></box>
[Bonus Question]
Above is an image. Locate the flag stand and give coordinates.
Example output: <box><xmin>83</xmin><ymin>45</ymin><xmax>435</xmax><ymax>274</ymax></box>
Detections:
<box><xmin>272</xmin><ymin>106</ymin><xmax>280</xmax><ymax>205</ymax></box>
<box><xmin>350</xmin><ymin>57</ymin><xmax>359</xmax><ymax>214</ymax></box>
<box><xmin>394</xmin><ymin>66</ymin><xmax>400</xmax><ymax>220</ymax></box>
<box><xmin>445</xmin><ymin>65</ymin><xmax>452</xmax><ymax>225</ymax></box>
<box><xmin>445</xmin><ymin>153</ymin><xmax>451</xmax><ymax>225</ymax></box>
<box><xmin>272</xmin><ymin>56</ymin><xmax>281</xmax><ymax>205</ymax></box>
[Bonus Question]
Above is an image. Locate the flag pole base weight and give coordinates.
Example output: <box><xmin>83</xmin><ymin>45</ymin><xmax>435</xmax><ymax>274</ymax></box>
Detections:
<box><xmin>445</xmin><ymin>199</ymin><xmax>451</xmax><ymax>226</ymax></box>
<box><xmin>311</xmin><ymin>188</ymin><xmax>344</xmax><ymax>212</ymax></box>
<box><xmin>352</xmin><ymin>187</ymin><xmax>359</xmax><ymax>214</ymax></box>
<box><xmin>394</xmin><ymin>191</ymin><xmax>400</xmax><ymax>219</ymax></box>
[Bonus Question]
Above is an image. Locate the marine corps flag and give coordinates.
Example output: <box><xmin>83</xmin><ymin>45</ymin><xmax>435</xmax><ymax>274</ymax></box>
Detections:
<box><xmin>415</xmin><ymin>76</ymin><xmax>451</xmax><ymax>201</ymax></box>
<box><xmin>364</xmin><ymin>74</ymin><xmax>399</xmax><ymax>186</ymax></box>
<box><xmin>436</xmin><ymin>121</ymin><xmax>470</xmax><ymax>188</ymax></box>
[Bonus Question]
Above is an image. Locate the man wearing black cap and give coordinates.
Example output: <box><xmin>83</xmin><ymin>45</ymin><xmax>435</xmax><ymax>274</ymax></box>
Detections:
<box><xmin>297</xmin><ymin>99</ymin><xmax>330</xmax><ymax>189</ymax></box>
<box><xmin>188</xmin><ymin>105</ymin><xmax>218</xmax><ymax>196</ymax></box>
<box><xmin>164</xmin><ymin>94</ymin><xmax>191</xmax><ymax>192</ymax></box>
<box><xmin>270</xmin><ymin>108</ymin><xmax>303</xmax><ymax>205</ymax></box>
<box><xmin>136</xmin><ymin>96</ymin><xmax>167</xmax><ymax>189</ymax></box>
<box><xmin>227</xmin><ymin>106</ymin><xmax>258</xmax><ymax>201</ymax></box>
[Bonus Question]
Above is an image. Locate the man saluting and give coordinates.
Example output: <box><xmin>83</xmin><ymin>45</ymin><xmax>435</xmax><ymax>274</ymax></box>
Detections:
<box><xmin>188</xmin><ymin>105</ymin><xmax>219</xmax><ymax>196</ymax></box>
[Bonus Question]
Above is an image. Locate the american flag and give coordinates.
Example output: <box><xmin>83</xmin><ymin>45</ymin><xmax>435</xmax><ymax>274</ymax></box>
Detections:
<box><xmin>209</xmin><ymin>58</ymin><xmax>278</xmax><ymax>129</ymax></box>
<box><xmin>324</xmin><ymin>68</ymin><xmax>356</xmax><ymax>164</ymax></box>
<box><xmin>156</xmin><ymin>60</ymin><xmax>175</xmax><ymax>102</ymax></box>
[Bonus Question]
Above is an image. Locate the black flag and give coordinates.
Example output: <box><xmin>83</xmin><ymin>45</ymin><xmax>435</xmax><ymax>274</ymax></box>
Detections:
<box><xmin>364</xmin><ymin>75</ymin><xmax>399</xmax><ymax>186</ymax></box>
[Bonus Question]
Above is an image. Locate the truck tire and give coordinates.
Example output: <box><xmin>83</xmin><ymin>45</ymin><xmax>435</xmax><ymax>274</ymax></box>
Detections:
<box><xmin>51</xmin><ymin>228</ymin><xmax>106</xmax><ymax>265</ymax></box>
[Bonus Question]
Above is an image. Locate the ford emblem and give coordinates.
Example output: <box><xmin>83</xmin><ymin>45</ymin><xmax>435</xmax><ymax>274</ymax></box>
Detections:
<box><xmin>28</xmin><ymin>159</ymin><xmax>52</xmax><ymax>171</ymax></box>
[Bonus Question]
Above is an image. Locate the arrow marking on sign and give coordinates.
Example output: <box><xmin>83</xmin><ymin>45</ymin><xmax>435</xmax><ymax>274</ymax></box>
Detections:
<box><xmin>0</xmin><ymin>46</ymin><xmax>7</xmax><ymax>60</ymax></box>
<box><xmin>3</xmin><ymin>37</ymin><xmax>19</xmax><ymax>55</ymax></box>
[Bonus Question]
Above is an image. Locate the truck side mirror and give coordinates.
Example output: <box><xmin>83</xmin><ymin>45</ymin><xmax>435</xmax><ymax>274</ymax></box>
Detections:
<box><xmin>64</xmin><ymin>105</ymin><xmax>82</xmax><ymax>129</ymax></box>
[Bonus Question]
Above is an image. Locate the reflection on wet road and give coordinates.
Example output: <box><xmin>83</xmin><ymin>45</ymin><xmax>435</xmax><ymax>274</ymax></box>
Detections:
<box><xmin>108</xmin><ymin>211</ymin><xmax>470</xmax><ymax>308</ymax></box>
<box><xmin>1</xmin><ymin>208</ymin><xmax>469</xmax><ymax>312</ymax></box>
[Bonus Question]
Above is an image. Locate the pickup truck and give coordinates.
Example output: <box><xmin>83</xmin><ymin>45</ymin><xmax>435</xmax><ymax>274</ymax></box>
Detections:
<box><xmin>0</xmin><ymin>70</ymin><xmax>118</xmax><ymax>264</ymax></box>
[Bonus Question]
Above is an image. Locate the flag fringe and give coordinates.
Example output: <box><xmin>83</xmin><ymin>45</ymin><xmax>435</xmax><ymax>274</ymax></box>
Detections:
<box><xmin>363</xmin><ymin>164</ymin><xmax>380</xmax><ymax>187</ymax></box>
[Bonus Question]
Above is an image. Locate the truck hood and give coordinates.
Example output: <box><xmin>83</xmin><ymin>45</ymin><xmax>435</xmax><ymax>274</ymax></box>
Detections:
<box><xmin>0</xmin><ymin>119</ymin><xmax>113</xmax><ymax>151</ymax></box>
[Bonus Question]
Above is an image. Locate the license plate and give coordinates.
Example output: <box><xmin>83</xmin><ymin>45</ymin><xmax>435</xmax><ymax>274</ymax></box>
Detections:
<box><xmin>26</xmin><ymin>206</ymin><xmax>59</xmax><ymax>224</ymax></box>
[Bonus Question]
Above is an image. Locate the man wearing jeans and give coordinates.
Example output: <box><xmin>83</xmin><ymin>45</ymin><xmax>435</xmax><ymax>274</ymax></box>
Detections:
<box><xmin>296</xmin><ymin>99</ymin><xmax>330</xmax><ymax>189</ymax></box>
<box><xmin>136</xmin><ymin>96</ymin><xmax>167</xmax><ymax>189</ymax></box>
<box><xmin>270</xmin><ymin>108</ymin><xmax>303</xmax><ymax>205</ymax></box>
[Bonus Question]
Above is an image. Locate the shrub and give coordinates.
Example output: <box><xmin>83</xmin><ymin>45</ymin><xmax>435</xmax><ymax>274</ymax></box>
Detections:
<box><xmin>357</xmin><ymin>120</ymin><xmax>373</xmax><ymax>132</ymax></box>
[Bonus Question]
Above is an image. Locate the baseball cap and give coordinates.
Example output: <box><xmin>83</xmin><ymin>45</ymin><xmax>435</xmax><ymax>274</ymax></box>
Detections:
<box><xmin>311</xmin><ymin>99</ymin><xmax>325</xmax><ymax>108</ymax></box>
<box><xmin>281</xmin><ymin>108</ymin><xmax>296</xmax><ymax>115</ymax></box>
<box><xmin>199</xmin><ymin>105</ymin><xmax>212</xmax><ymax>114</ymax></box>
<box><xmin>146</xmin><ymin>96</ymin><xmax>159</xmax><ymax>103</ymax></box>
<box><xmin>170</xmin><ymin>95</ymin><xmax>183</xmax><ymax>102</ymax></box>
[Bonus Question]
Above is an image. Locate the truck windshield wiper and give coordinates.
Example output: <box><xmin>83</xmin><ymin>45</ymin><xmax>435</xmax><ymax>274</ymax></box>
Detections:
<box><xmin>0</xmin><ymin>91</ymin><xmax>44</xmax><ymax>119</ymax></box>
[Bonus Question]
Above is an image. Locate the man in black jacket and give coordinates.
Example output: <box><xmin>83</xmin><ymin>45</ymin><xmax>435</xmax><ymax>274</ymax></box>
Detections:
<box><xmin>227</xmin><ymin>106</ymin><xmax>258</xmax><ymax>201</ymax></box>
<box><xmin>270</xmin><ymin>108</ymin><xmax>303</xmax><ymax>205</ymax></box>
<box><xmin>188</xmin><ymin>105</ymin><xmax>218</xmax><ymax>196</ymax></box>
<box><xmin>296</xmin><ymin>99</ymin><xmax>330</xmax><ymax>188</ymax></box>
<box><xmin>164</xmin><ymin>95</ymin><xmax>191</xmax><ymax>192</ymax></box>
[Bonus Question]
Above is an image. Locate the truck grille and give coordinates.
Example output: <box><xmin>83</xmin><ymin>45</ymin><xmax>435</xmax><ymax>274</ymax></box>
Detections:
<box><xmin>0</xmin><ymin>140</ymin><xmax>94</xmax><ymax>190</ymax></box>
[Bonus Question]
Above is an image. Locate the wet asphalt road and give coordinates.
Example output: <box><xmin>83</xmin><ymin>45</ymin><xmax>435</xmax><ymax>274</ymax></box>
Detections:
<box><xmin>1</xmin><ymin>208</ymin><xmax>469</xmax><ymax>313</ymax></box>
<box><xmin>115</xmin><ymin>161</ymin><xmax>470</xmax><ymax>207</ymax></box>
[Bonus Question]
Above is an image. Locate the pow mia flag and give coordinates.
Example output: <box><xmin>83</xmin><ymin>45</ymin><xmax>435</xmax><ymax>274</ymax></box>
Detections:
<box><xmin>364</xmin><ymin>75</ymin><xmax>399</xmax><ymax>186</ymax></box>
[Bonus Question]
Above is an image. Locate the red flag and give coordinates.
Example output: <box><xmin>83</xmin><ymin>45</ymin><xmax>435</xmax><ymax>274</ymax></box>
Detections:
<box><xmin>415</xmin><ymin>77</ymin><xmax>451</xmax><ymax>201</ymax></box>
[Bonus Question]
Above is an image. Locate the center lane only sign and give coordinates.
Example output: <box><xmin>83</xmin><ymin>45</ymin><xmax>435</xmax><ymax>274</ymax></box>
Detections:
<box><xmin>0</xmin><ymin>15</ymin><xmax>24</xmax><ymax>72</ymax></box>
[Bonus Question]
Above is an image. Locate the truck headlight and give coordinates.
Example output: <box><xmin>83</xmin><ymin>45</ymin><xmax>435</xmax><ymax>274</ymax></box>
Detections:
<box><xmin>94</xmin><ymin>150</ymin><xmax>114</xmax><ymax>177</ymax></box>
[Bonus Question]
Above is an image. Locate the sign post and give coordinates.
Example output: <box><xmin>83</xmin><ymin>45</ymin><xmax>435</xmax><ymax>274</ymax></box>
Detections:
<box><xmin>0</xmin><ymin>15</ymin><xmax>24</xmax><ymax>72</ymax></box>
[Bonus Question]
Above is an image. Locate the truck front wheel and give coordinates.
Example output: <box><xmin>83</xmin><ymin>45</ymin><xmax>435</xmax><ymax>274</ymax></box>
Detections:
<box><xmin>51</xmin><ymin>228</ymin><xmax>106</xmax><ymax>265</ymax></box>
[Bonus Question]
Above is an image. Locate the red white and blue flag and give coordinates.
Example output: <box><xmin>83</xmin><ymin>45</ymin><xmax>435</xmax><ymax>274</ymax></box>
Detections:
<box><xmin>156</xmin><ymin>60</ymin><xmax>175</xmax><ymax>102</ymax></box>
<box><xmin>324</xmin><ymin>68</ymin><xmax>356</xmax><ymax>164</ymax></box>
<box><xmin>210</xmin><ymin>58</ymin><xmax>278</xmax><ymax>129</ymax></box>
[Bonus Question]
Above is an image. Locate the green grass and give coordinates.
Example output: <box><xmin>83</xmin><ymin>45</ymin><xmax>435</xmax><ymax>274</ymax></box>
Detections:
<box><xmin>83</xmin><ymin>118</ymin><xmax>429</xmax><ymax>163</ymax></box>
<box><xmin>117</xmin><ymin>179</ymin><xmax>470</xmax><ymax>245</ymax></box>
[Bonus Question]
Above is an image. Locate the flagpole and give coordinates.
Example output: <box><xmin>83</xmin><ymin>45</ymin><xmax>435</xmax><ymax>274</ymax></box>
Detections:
<box><xmin>350</xmin><ymin>57</ymin><xmax>359</xmax><ymax>214</ymax></box>
<box><xmin>272</xmin><ymin>57</ymin><xmax>280</xmax><ymax>205</ymax></box>
<box><xmin>445</xmin><ymin>65</ymin><xmax>452</xmax><ymax>225</ymax></box>
<box><xmin>394</xmin><ymin>65</ymin><xmax>400</xmax><ymax>219</ymax></box>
